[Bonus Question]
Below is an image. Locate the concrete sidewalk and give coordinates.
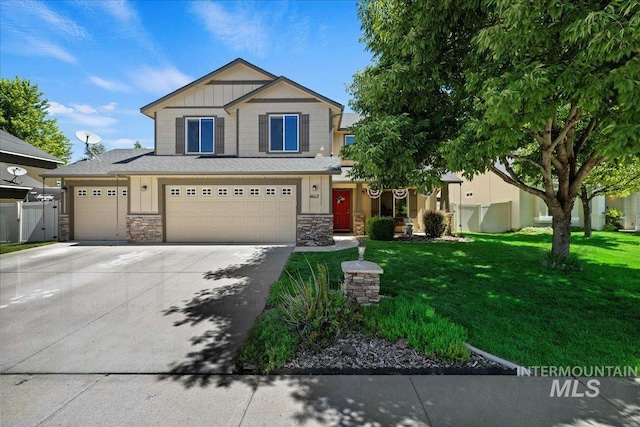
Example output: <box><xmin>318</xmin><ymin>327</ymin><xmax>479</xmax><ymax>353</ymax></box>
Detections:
<box><xmin>2</xmin><ymin>374</ymin><xmax>637</xmax><ymax>426</ymax></box>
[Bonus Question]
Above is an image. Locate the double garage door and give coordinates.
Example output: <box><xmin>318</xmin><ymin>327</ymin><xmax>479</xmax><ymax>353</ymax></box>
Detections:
<box><xmin>165</xmin><ymin>184</ymin><xmax>296</xmax><ymax>243</ymax></box>
<box><xmin>74</xmin><ymin>187</ymin><xmax>128</xmax><ymax>240</ymax></box>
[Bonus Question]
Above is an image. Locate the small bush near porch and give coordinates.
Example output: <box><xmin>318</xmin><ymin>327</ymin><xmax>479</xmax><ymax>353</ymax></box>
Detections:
<box><xmin>239</xmin><ymin>231</ymin><xmax>639</xmax><ymax>372</ymax></box>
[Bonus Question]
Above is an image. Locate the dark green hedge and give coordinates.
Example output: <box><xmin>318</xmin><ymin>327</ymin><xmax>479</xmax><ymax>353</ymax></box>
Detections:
<box><xmin>366</xmin><ymin>216</ymin><xmax>395</xmax><ymax>241</ymax></box>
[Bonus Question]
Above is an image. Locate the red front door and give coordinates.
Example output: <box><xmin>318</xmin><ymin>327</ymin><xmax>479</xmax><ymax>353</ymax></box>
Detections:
<box><xmin>332</xmin><ymin>189</ymin><xmax>351</xmax><ymax>230</ymax></box>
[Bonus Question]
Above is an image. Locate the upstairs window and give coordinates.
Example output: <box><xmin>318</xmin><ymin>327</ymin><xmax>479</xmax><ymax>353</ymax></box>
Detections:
<box><xmin>186</xmin><ymin>118</ymin><xmax>215</xmax><ymax>154</ymax></box>
<box><xmin>270</xmin><ymin>114</ymin><xmax>298</xmax><ymax>152</ymax></box>
<box><xmin>344</xmin><ymin>135</ymin><xmax>355</xmax><ymax>146</ymax></box>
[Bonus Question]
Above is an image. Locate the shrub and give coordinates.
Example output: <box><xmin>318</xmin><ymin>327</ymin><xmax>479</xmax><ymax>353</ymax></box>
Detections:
<box><xmin>423</xmin><ymin>210</ymin><xmax>447</xmax><ymax>238</ymax></box>
<box><xmin>366</xmin><ymin>216</ymin><xmax>395</xmax><ymax>240</ymax></box>
<box><xmin>363</xmin><ymin>295</ymin><xmax>470</xmax><ymax>363</ymax></box>
<box><xmin>279</xmin><ymin>262</ymin><xmax>360</xmax><ymax>350</ymax></box>
<box><xmin>604</xmin><ymin>208</ymin><xmax>624</xmax><ymax>231</ymax></box>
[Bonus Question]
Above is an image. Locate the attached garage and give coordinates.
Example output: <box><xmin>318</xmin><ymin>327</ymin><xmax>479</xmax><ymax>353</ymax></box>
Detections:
<box><xmin>74</xmin><ymin>186</ymin><xmax>128</xmax><ymax>240</ymax></box>
<box><xmin>165</xmin><ymin>184</ymin><xmax>296</xmax><ymax>243</ymax></box>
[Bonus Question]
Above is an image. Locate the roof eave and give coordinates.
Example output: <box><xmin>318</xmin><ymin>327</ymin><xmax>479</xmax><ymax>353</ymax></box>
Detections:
<box><xmin>0</xmin><ymin>149</ymin><xmax>65</xmax><ymax>164</ymax></box>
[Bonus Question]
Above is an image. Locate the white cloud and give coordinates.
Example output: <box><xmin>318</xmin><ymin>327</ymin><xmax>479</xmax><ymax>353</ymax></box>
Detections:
<box><xmin>47</xmin><ymin>101</ymin><xmax>74</xmax><ymax>115</ymax></box>
<box><xmin>189</xmin><ymin>1</ymin><xmax>268</xmax><ymax>56</ymax></box>
<box><xmin>89</xmin><ymin>76</ymin><xmax>130</xmax><ymax>92</ymax></box>
<box><xmin>7</xmin><ymin>1</ymin><xmax>90</xmax><ymax>41</ymax></box>
<box><xmin>72</xmin><ymin>104</ymin><xmax>97</xmax><ymax>114</ymax></box>
<box><xmin>45</xmin><ymin>101</ymin><xmax>118</xmax><ymax>128</ymax></box>
<box><xmin>25</xmin><ymin>36</ymin><xmax>77</xmax><ymax>64</ymax></box>
<box><xmin>110</xmin><ymin>138</ymin><xmax>137</xmax><ymax>148</ymax></box>
<box><xmin>100</xmin><ymin>102</ymin><xmax>119</xmax><ymax>112</ymax></box>
<box><xmin>130</xmin><ymin>66</ymin><xmax>192</xmax><ymax>95</ymax></box>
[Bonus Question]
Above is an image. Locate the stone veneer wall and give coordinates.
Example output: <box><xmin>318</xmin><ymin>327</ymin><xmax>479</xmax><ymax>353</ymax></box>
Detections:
<box><xmin>353</xmin><ymin>213</ymin><xmax>365</xmax><ymax>236</ymax></box>
<box><xmin>126</xmin><ymin>215</ymin><xmax>163</xmax><ymax>243</ymax></box>
<box><xmin>296</xmin><ymin>214</ymin><xmax>334</xmax><ymax>246</ymax></box>
<box><xmin>58</xmin><ymin>214</ymin><xmax>70</xmax><ymax>242</ymax></box>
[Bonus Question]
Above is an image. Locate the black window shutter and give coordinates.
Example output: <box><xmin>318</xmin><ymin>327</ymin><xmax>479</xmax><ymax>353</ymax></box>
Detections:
<box><xmin>258</xmin><ymin>115</ymin><xmax>268</xmax><ymax>152</ymax></box>
<box><xmin>215</xmin><ymin>117</ymin><xmax>224</xmax><ymax>154</ymax></box>
<box><xmin>300</xmin><ymin>114</ymin><xmax>310</xmax><ymax>152</ymax></box>
<box><xmin>175</xmin><ymin>117</ymin><xmax>185</xmax><ymax>155</ymax></box>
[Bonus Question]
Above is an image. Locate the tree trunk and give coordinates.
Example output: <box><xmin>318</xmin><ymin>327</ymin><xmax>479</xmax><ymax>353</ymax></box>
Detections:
<box><xmin>580</xmin><ymin>187</ymin><xmax>592</xmax><ymax>238</ymax></box>
<box><xmin>550</xmin><ymin>208</ymin><xmax>572</xmax><ymax>259</ymax></box>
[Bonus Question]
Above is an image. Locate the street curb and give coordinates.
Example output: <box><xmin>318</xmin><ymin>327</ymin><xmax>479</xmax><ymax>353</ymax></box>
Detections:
<box><xmin>464</xmin><ymin>343</ymin><xmax>521</xmax><ymax>371</ymax></box>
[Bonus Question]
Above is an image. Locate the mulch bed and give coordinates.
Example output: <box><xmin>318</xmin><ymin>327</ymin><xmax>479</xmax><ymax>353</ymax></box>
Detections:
<box><xmin>393</xmin><ymin>234</ymin><xmax>473</xmax><ymax>243</ymax></box>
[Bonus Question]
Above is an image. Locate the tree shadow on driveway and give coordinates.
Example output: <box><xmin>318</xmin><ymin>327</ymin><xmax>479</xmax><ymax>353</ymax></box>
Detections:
<box><xmin>158</xmin><ymin>245</ymin><xmax>292</xmax><ymax>388</ymax></box>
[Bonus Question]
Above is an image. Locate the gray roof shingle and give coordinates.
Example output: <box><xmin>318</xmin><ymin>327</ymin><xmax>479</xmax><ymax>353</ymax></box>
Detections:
<box><xmin>41</xmin><ymin>149</ymin><xmax>343</xmax><ymax>177</ymax></box>
<box><xmin>0</xmin><ymin>130</ymin><xmax>64</xmax><ymax>164</ymax></box>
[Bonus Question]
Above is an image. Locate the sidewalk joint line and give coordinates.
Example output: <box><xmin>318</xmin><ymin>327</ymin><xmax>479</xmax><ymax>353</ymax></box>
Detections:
<box><xmin>409</xmin><ymin>377</ymin><xmax>433</xmax><ymax>426</ymax></box>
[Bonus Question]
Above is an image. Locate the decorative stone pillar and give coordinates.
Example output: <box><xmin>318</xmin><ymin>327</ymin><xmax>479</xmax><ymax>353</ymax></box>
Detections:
<box><xmin>126</xmin><ymin>214</ymin><xmax>163</xmax><ymax>243</ymax></box>
<box><xmin>341</xmin><ymin>260</ymin><xmax>383</xmax><ymax>305</ymax></box>
<box><xmin>353</xmin><ymin>213</ymin><xmax>365</xmax><ymax>236</ymax></box>
<box><xmin>58</xmin><ymin>214</ymin><xmax>70</xmax><ymax>242</ymax></box>
<box><xmin>296</xmin><ymin>214</ymin><xmax>334</xmax><ymax>246</ymax></box>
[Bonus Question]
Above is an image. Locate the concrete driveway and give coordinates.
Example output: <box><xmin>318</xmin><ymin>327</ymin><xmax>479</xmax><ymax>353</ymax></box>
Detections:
<box><xmin>0</xmin><ymin>243</ymin><xmax>292</xmax><ymax>375</ymax></box>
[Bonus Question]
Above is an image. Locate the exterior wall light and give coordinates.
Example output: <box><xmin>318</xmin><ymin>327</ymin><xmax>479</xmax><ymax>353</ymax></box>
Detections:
<box><xmin>141</xmin><ymin>185</ymin><xmax>148</xmax><ymax>191</ymax></box>
<box><xmin>312</xmin><ymin>185</ymin><xmax>318</xmax><ymax>192</ymax></box>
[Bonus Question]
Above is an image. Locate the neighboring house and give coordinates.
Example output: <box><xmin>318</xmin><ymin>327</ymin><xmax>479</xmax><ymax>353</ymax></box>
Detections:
<box><xmin>448</xmin><ymin>170</ymin><xmax>640</xmax><ymax>232</ymax></box>
<box><xmin>44</xmin><ymin>59</ymin><xmax>344</xmax><ymax>245</ymax></box>
<box><xmin>331</xmin><ymin>113</ymin><xmax>463</xmax><ymax>234</ymax></box>
<box><xmin>1</xmin><ymin>130</ymin><xmax>63</xmax><ymax>242</ymax></box>
<box><xmin>0</xmin><ymin>130</ymin><xmax>63</xmax><ymax>201</ymax></box>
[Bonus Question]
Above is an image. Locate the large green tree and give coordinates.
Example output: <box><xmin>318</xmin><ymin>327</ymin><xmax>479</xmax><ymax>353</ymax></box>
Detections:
<box><xmin>345</xmin><ymin>0</ymin><xmax>640</xmax><ymax>259</ymax></box>
<box><xmin>0</xmin><ymin>77</ymin><xmax>71</xmax><ymax>163</ymax></box>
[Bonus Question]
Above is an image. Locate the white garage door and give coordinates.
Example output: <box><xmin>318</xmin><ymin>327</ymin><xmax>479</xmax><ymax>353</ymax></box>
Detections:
<box><xmin>74</xmin><ymin>187</ymin><xmax>127</xmax><ymax>240</ymax></box>
<box><xmin>165</xmin><ymin>184</ymin><xmax>296</xmax><ymax>243</ymax></box>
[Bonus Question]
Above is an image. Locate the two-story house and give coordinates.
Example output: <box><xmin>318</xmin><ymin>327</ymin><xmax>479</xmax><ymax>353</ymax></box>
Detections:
<box><xmin>44</xmin><ymin>59</ymin><xmax>343</xmax><ymax>245</ymax></box>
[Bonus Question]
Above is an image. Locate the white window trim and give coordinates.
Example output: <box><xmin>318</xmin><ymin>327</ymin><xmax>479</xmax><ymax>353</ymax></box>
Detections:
<box><xmin>186</xmin><ymin>117</ymin><xmax>215</xmax><ymax>154</ymax></box>
<box><xmin>269</xmin><ymin>114</ymin><xmax>299</xmax><ymax>152</ymax></box>
<box><xmin>344</xmin><ymin>134</ymin><xmax>355</xmax><ymax>146</ymax></box>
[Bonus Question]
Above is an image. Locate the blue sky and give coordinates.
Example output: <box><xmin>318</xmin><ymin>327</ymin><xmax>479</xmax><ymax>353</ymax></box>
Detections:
<box><xmin>0</xmin><ymin>0</ymin><xmax>372</xmax><ymax>162</ymax></box>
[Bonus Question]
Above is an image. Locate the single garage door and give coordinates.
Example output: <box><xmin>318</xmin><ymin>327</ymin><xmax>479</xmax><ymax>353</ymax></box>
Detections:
<box><xmin>165</xmin><ymin>184</ymin><xmax>296</xmax><ymax>243</ymax></box>
<box><xmin>74</xmin><ymin>187</ymin><xmax>128</xmax><ymax>240</ymax></box>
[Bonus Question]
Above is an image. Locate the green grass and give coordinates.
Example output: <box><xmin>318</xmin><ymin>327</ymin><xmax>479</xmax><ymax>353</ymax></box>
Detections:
<box><xmin>0</xmin><ymin>241</ymin><xmax>56</xmax><ymax>254</ymax></box>
<box><xmin>241</xmin><ymin>231</ymin><xmax>640</xmax><ymax>371</ymax></box>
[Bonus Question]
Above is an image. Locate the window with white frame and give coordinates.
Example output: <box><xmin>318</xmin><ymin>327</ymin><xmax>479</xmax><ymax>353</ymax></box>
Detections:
<box><xmin>107</xmin><ymin>189</ymin><xmax>117</xmax><ymax>197</ymax></box>
<box><xmin>186</xmin><ymin>117</ymin><xmax>215</xmax><ymax>153</ymax></box>
<box><xmin>77</xmin><ymin>189</ymin><xmax>87</xmax><ymax>197</ymax></box>
<box><xmin>233</xmin><ymin>188</ymin><xmax>244</xmax><ymax>196</ymax></box>
<box><xmin>218</xmin><ymin>188</ymin><xmax>228</xmax><ymax>196</ymax></box>
<box><xmin>266</xmin><ymin>187</ymin><xmax>276</xmax><ymax>196</ymax></box>
<box><xmin>270</xmin><ymin>114</ymin><xmax>298</xmax><ymax>152</ymax></box>
<box><xmin>282</xmin><ymin>187</ymin><xmax>293</xmax><ymax>196</ymax></box>
<box><xmin>250</xmin><ymin>188</ymin><xmax>260</xmax><ymax>196</ymax></box>
<box><xmin>186</xmin><ymin>188</ymin><xmax>196</xmax><ymax>196</ymax></box>
<box><xmin>169</xmin><ymin>188</ymin><xmax>181</xmax><ymax>196</ymax></box>
<box><xmin>92</xmin><ymin>189</ymin><xmax>102</xmax><ymax>197</ymax></box>
<box><xmin>202</xmin><ymin>187</ymin><xmax>212</xmax><ymax>196</ymax></box>
<box><xmin>344</xmin><ymin>135</ymin><xmax>355</xmax><ymax>146</ymax></box>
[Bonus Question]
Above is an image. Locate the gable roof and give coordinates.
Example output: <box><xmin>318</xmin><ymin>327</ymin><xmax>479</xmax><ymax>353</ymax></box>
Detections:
<box><xmin>0</xmin><ymin>130</ymin><xmax>64</xmax><ymax>165</ymax></box>
<box><xmin>224</xmin><ymin>76</ymin><xmax>344</xmax><ymax>112</ymax></box>
<box><xmin>339</xmin><ymin>113</ymin><xmax>362</xmax><ymax>130</ymax></box>
<box><xmin>140</xmin><ymin>58</ymin><xmax>277</xmax><ymax>117</ymax></box>
<box><xmin>41</xmin><ymin>149</ymin><xmax>342</xmax><ymax>177</ymax></box>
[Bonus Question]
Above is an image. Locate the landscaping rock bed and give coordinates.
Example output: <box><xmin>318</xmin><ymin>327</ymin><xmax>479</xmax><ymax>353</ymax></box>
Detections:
<box><xmin>278</xmin><ymin>332</ymin><xmax>514</xmax><ymax>375</ymax></box>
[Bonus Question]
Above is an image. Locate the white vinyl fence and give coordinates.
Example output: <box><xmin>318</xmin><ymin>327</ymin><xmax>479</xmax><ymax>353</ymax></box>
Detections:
<box><xmin>0</xmin><ymin>201</ymin><xmax>59</xmax><ymax>243</ymax></box>
<box><xmin>453</xmin><ymin>202</ymin><xmax>512</xmax><ymax>233</ymax></box>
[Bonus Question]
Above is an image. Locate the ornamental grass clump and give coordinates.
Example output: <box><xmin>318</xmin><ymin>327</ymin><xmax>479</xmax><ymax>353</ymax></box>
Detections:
<box><xmin>279</xmin><ymin>262</ymin><xmax>360</xmax><ymax>351</ymax></box>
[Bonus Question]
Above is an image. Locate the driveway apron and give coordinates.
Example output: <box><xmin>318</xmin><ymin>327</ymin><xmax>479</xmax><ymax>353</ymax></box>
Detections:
<box><xmin>0</xmin><ymin>243</ymin><xmax>292</xmax><ymax>374</ymax></box>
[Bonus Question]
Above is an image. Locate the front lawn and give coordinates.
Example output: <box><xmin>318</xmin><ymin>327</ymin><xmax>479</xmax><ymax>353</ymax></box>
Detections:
<box><xmin>0</xmin><ymin>241</ymin><xmax>56</xmax><ymax>254</ymax></box>
<box><xmin>239</xmin><ymin>231</ymin><xmax>639</xmax><ymax>372</ymax></box>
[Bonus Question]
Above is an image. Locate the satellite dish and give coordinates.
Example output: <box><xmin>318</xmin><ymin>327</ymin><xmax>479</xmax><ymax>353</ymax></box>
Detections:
<box><xmin>75</xmin><ymin>130</ymin><xmax>101</xmax><ymax>145</ymax></box>
<box><xmin>6</xmin><ymin>166</ymin><xmax>27</xmax><ymax>184</ymax></box>
<box><xmin>75</xmin><ymin>130</ymin><xmax>102</xmax><ymax>161</ymax></box>
<box><xmin>7</xmin><ymin>166</ymin><xmax>27</xmax><ymax>176</ymax></box>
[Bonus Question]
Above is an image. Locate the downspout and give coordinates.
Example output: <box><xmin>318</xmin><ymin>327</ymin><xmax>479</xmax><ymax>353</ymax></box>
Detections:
<box><xmin>42</xmin><ymin>177</ymin><xmax>46</xmax><ymax>242</ymax></box>
<box><xmin>116</xmin><ymin>173</ymin><xmax>119</xmax><ymax>245</ymax></box>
